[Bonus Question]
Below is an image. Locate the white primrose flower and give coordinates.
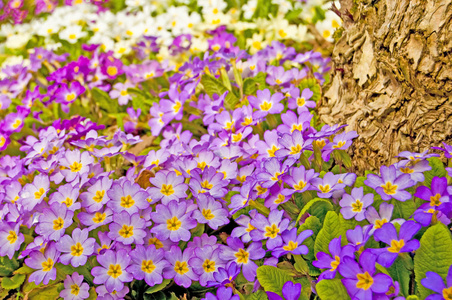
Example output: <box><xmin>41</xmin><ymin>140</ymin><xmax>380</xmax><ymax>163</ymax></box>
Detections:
<box><xmin>59</xmin><ymin>25</ymin><xmax>87</xmax><ymax>44</ymax></box>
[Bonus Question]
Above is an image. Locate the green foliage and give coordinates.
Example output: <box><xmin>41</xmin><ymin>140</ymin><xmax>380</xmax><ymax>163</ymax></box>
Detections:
<box><xmin>316</xmin><ymin>279</ymin><xmax>350</xmax><ymax>300</ymax></box>
<box><xmin>256</xmin><ymin>266</ymin><xmax>291</xmax><ymax>297</ymax></box>
<box><xmin>298</xmin><ymin>216</ymin><xmax>322</xmax><ymax>261</ymax></box>
<box><xmin>245</xmin><ymin>290</ymin><xmax>268</xmax><ymax>300</ymax></box>
<box><xmin>297</xmin><ymin>198</ymin><xmax>333</xmax><ymax>224</ymax></box>
<box><xmin>414</xmin><ymin>223</ymin><xmax>452</xmax><ymax>299</ymax></box>
<box><xmin>314</xmin><ymin>211</ymin><xmax>345</xmax><ymax>255</ymax></box>
<box><xmin>1</xmin><ymin>273</ymin><xmax>25</xmax><ymax>290</ymax></box>
<box><xmin>0</xmin><ymin>255</ymin><xmax>20</xmax><ymax>277</ymax></box>
<box><xmin>145</xmin><ymin>279</ymin><xmax>172</xmax><ymax>294</ymax></box>
<box><xmin>423</xmin><ymin>157</ymin><xmax>447</xmax><ymax>188</ymax></box>
<box><xmin>27</xmin><ymin>283</ymin><xmax>64</xmax><ymax>300</ymax></box>
<box><xmin>298</xmin><ymin>78</ymin><xmax>322</xmax><ymax>103</ymax></box>
<box><xmin>201</xmin><ymin>74</ymin><xmax>239</xmax><ymax>110</ymax></box>
<box><xmin>92</xmin><ymin>87</ymin><xmax>119</xmax><ymax>114</ymax></box>
<box><xmin>388</xmin><ymin>255</ymin><xmax>412</xmax><ymax>297</ymax></box>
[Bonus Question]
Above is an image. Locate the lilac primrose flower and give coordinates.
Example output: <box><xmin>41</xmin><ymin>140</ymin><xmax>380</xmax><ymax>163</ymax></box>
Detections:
<box><xmin>421</xmin><ymin>265</ymin><xmax>452</xmax><ymax>300</ymax></box>
<box><xmin>248</xmin><ymin>89</ymin><xmax>284</xmax><ymax>119</ymax></box>
<box><xmin>338</xmin><ymin>250</ymin><xmax>392</xmax><ymax>299</ymax></box>
<box><xmin>322</xmin><ymin>131</ymin><xmax>358</xmax><ymax>161</ymax></box>
<box><xmin>80</xmin><ymin>176</ymin><xmax>112</xmax><ymax>212</ymax></box>
<box><xmin>107</xmin><ymin>180</ymin><xmax>149</xmax><ymax>214</ymax></box>
<box><xmin>271</xmin><ymin>228</ymin><xmax>313</xmax><ymax>258</ymax></box>
<box><xmin>257</xmin><ymin>158</ymin><xmax>290</xmax><ymax>188</ymax></box>
<box><xmin>92</xmin><ymin>249</ymin><xmax>133</xmax><ymax>293</ymax></box>
<box><xmin>206</xmin><ymin>262</ymin><xmax>240</xmax><ymax>287</ymax></box>
<box><xmin>282</xmin><ymin>166</ymin><xmax>317</xmax><ymax>196</ymax></box>
<box><xmin>96</xmin><ymin>284</ymin><xmax>129</xmax><ymax>300</ymax></box>
<box><xmin>164</xmin><ymin>246</ymin><xmax>199</xmax><ymax>288</ymax></box>
<box><xmin>229</xmin><ymin>182</ymin><xmax>254</xmax><ymax>214</ymax></box>
<box><xmin>150</xmin><ymin>200</ymin><xmax>197</xmax><ymax>242</ymax></box>
<box><xmin>267</xmin><ymin>281</ymin><xmax>302</xmax><ymax>300</ymax></box>
<box><xmin>109</xmin><ymin>82</ymin><xmax>133</xmax><ymax>105</ymax></box>
<box><xmin>49</xmin><ymin>183</ymin><xmax>81</xmax><ymax>211</ymax></box>
<box><xmin>19</xmin><ymin>174</ymin><xmax>50</xmax><ymax>211</ymax></box>
<box><xmin>432</xmin><ymin>142</ymin><xmax>452</xmax><ymax>158</ymax></box>
<box><xmin>60</xmin><ymin>149</ymin><xmax>94</xmax><ymax>183</ymax></box>
<box><xmin>414</xmin><ymin>176</ymin><xmax>451</xmax><ymax>226</ymax></box>
<box><xmin>190</xmin><ymin>167</ymin><xmax>228</xmax><ymax>199</ymax></box>
<box><xmin>373</xmin><ymin>221</ymin><xmax>421</xmax><ymax>268</ymax></box>
<box><xmin>78</xmin><ymin>207</ymin><xmax>114</xmax><ymax>231</ymax></box>
<box><xmin>25</xmin><ymin>242</ymin><xmax>60</xmax><ymax>285</ymax></box>
<box><xmin>56</xmin><ymin>228</ymin><xmax>96</xmax><ymax>267</ymax></box>
<box><xmin>189</xmin><ymin>245</ymin><xmax>226</xmax><ymax>286</ymax></box>
<box><xmin>220</xmin><ymin>237</ymin><xmax>265</xmax><ymax>281</ymax></box>
<box><xmin>250</xmin><ymin>210</ymin><xmax>290</xmax><ymax>249</ymax></box>
<box><xmin>313</xmin><ymin>236</ymin><xmax>355</xmax><ymax>280</ymax></box>
<box><xmin>277</xmin><ymin>110</ymin><xmax>312</xmax><ymax>134</ymax></box>
<box><xmin>287</xmin><ymin>87</ymin><xmax>315</xmax><ymax>113</ymax></box>
<box><xmin>192</xmin><ymin>194</ymin><xmax>229</xmax><ymax>230</ymax></box>
<box><xmin>203</xmin><ymin>286</ymin><xmax>240</xmax><ymax>300</ymax></box>
<box><xmin>231</xmin><ymin>209</ymin><xmax>258</xmax><ymax>243</ymax></box>
<box><xmin>397</xmin><ymin>150</ymin><xmax>439</xmax><ymax>163</ymax></box>
<box><xmin>275</xmin><ymin>130</ymin><xmax>313</xmax><ymax>162</ymax></box>
<box><xmin>126</xmin><ymin>245</ymin><xmax>169</xmax><ymax>287</ymax></box>
<box><xmin>340</xmin><ymin>187</ymin><xmax>374</xmax><ymax>221</ymax></box>
<box><xmin>364</xmin><ymin>165</ymin><xmax>415</xmax><ymax>201</ymax></box>
<box><xmin>0</xmin><ymin>222</ymin><xmax>24</xmax><ymax>259</ymax></box>
<box><xmin>346</xmin><ymin>225</ymin><xmax>373</xmax><ymax>251</ymax></box>
<box><xmin>36</xmin><ymin>203</ymin><xmax>74</xmax><ymax>241</ymax></box>
<box><xmin>108</xmin><ymin>211</ymin><xmax>146</xmax><ymax>245</ymax></box>
<box><xmin>60</xmin><ymin>272</ymin><xmax>90</xmax><ymax>300</ymax></box>
<box><xmin>395</xmin><ymin>159</ymin><xmax>431</xmax><ymax>183</ymax></box>
<box><xmin>149</xmin><ymin>171</ymin><xmax>188</xmax><ymax>205</ymax></box>
<box><xmin>311</xmin><ymin>172</ymin><xmax>345</xmax><ymax>198</ymax></box>
<box><xmin>365</xmin><ymin>203</ymin><xmax>402</xmax><ymax>234</ymax></box>
<box><xmin>255</xmin><ymin>129</ymin><xmax>281</xmax><ymax>159</ymax></box>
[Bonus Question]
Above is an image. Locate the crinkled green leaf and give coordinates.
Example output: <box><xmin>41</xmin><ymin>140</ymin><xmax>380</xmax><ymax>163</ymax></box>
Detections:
<box><xmin>316</xmin><ymin>279</ymin><xmax>350</xmax><ymax>300</ymax></box>
<box><xmin>302</xmin><ymin>198</ymin><xmax>334</xmax><ymax>224</ymax></box>
<box><xmin>414</xmin><ymin>223</ymin><xmax>452</xmax><ymax>299</ymax></box>
<box><xmin>390</xmin><ymin>199</ymin><xmax>417</xmax><ymax>220</ymax></box>
<box><xmin>256</xmin><ymin>266</ymin><xmax>291</xmax><ymax>296</ymax></box>
<box><xmin>92</xmin><ymin>87</ymin><xmax>119</xmax><ymax>113</ymax></box>
<box><xmin>245</xmin><ymin>290</ymin><xmax>268</xmax><ymax>300</ymax></box>
<box><xmin>144</xmin><ymin>279</ymin><xmax>172</xmax><ymax>294</ymax></box>
<box><xmin>1</xmin><ymin>273</ymin><xmax>25</xmax><ymax>290</ymax></box>
<box><xmin>293</xmin><ymin>255</ymin><xmax>309</xmax><ymax>275</ymax></box>
<box><xmin>298</xmin><ymin>216</ymin><xmax>322</xmax><ymax>261</ymax></box>
<box><xmin>27</xmin><ymin>283</ymin><xmax>64</xmax><ymax>300</ymax></box>
<box><xmin>388</xmin><ymin>256</ymin><xmax>411</xmax><ymax>297</ymax></box>
<box><xmin>314</xmin><ymin>211</ymin><xmax>345</xmax><ymax>255</ymax></box>
<box><xmin>243</xmin><ymin>77</ymin><xmax>258</xmax><ymax>96</ymax></box>
<box><xmin>423</xmin><ymin>157</ymin><xmax>446</xmax><ymax>188</ymax></box>
<box><xmin>201</xmin><ymin>74</ymin><xmax>239</xmax><ymax>110</ymax></box>
<box><xmin>0</xmin><ymin>256</ymin><xmax>20</xmax><ymax>277</ymax></box>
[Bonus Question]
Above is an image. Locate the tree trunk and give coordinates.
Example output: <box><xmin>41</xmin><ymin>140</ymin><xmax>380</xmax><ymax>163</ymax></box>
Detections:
<box><xmin>319</xmin><ymin>0</ymin><xmax>452</xmax><ymax>174</ymax></box>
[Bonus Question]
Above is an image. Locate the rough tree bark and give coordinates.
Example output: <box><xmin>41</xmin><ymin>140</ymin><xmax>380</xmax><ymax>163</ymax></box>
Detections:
<box><xmin>319</xmin><ymin>0</ymin><xmax>452</xmax><ymax>174</ymax></box>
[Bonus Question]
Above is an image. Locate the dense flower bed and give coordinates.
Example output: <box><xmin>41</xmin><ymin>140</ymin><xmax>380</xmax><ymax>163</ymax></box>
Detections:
<box><xmin>1</xmin><ymin>1</ymin><xmax>452</xmax><ymax>300</ymax></box>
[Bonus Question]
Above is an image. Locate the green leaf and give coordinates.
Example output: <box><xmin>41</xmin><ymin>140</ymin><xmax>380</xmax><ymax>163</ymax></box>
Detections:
<box><xmin>285</xmin><ymin>8</ymin><xmax>303</xmax><ymax>22</ymax></box>
<box><xmin>388</xmin><ymin>257</ymin><xmax>410</xmax><ymax>297</ymax></box>
<box><xmin>298</xmin><ymin>198</ymin><xmax>334</xmax><ymax>224</ymax></box>
<box><xmin>390</xmin><ymin>199</ymin><xmax>417</xmax><ymax>220</ymax></box>
<box><xmin>14</xmin><ymin>265</ymin><xmax>35</xmax><ymax>275</ymax></box>
<box><xmin>243</xmin><ymin>77</ymin><xmax>258</xmax><ymax>96</ymax></box>
<box><xmin>201</xmin><ymin>74</ymin><xmax>239</xmax><ymax>110</ymax></box>
<box><xmin>86</xmin><ymin>287</ymin><xmax>97</xmax><ymax>300</ymax></box>
<box><xmin>314</xmin><ymin>211</ymin><xmax>345</xmax><ymax>255</ymax></box>
<box><xmin>169</xmin><ymin>292</ymin><xmax>178</xmax><ymax>300</ymax></box>
<box><xmin>0</xmin><ymin>256</ymin><xmax>20</xmax><ymax>277</ymax></box>
<box><xmin>332</xmin><ymin>150</ymin><xmax>352</xmax><ymax>168</ymax></box>
<box><xmin>27</xmin><ymin>283</ymin><xmax>64</xmax><ymax>300</ymax></box>
<box><xmin>414</xmin><ymin>223</ymin><xmax>452</xmax><ymax>299</ymax></box>
<box><xmin>316</xmin><ymin>279</ymin><xmax>350</xmax><ymax>300</ymax></box>
<box><xmin>298</xmin><ymin>216</ymin><xmax>322</xmax><ymax>260</ymax></box>
<box><xmin>1</xmin><ymin>273</ymin><xmax>25</xmax><ymax>290</ymax></box>
<box><xmin>298</xmin><ymin>78</ymin><xmax>322</xmax><ymax>103</ymax></box>
<box><xmin>145</xmin><ymin>279</ymin><xmax>171</xmax><ymax>294</ymax></box>
<box><xmin>256</xmin><ymin>266</ymin><xmax>291</xmax><ymax>296</ymax></box>
<box><xmin>92</xmin><ymin>87</ymin><xmax>119</xmax><ymax>113</ymax></box>
<box><xmin>423</xmin><ymin>157</ymin><xmax>446</xmax><ymax>188</ymax></box>
<box><xmin>293</xmin><ymin>255</ymin><xmax>309</xmax><ymax>275</ymax></box>
<box><xmin>246</xmin><ymin>290</ymin><xmax>268</xmax><ymax>300</ymax></box>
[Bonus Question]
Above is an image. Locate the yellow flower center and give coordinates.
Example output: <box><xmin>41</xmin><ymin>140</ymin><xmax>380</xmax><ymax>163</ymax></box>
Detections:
<box><xmin>400</xmin><ymin>167</ymin><xmax>414</xmax><ymax>174</ymax></box>
<box><xmin>148</xmin><ymin>237</ymin><xmax>164</xmax><ymax>249</ymax></box>
<box><xmin>275</xmin><ymin>79</ymin><xmax>282</xmax><ymax>84</ymax></box>
<box><xmin>53</xmin><ymin>217</ymin><xmax>65</xmax><ymax>230</ymax></box>
<box><xmin>430</xmin><ymin>193</ymin><xmax>442</xmax><ymax>206</ymax></box>
<box><xmin>246</xmin><ymin>223</ymin><xmax>255</xmax><ymax>232</ymax></box>
<box><xmin>283</xmin><ymin>241</ymin><xmax>298</xmax><ymax>251</ymax></box>
<box><xmin>260</xmin><ymin>101</ymin><xmax>272</xmax><ymax>111</ymax></box>
<box><xmin>274</xmin><ymin>194</ymin><xmax>285</xmax><ymax>204</ymax></box>
<box><xmin>93</xmin><ymin>190</ymin><xmax>105</xmax><ymax>203</ymax></box>
<box><xmin>119</xmin><ymin>224</ymin><xmax>134</xmax><ymax>238</ymax></box>
<box><xmin>289</xmin><ymin>144</ymin><xmax>302</xmax><ymax>155</ymax></box>
<box><xmin>167</xmin><ymin>216</ymin><xmax>182</xmax><ymax>231</ymax></box>
<box><xmin>388</xmin><ymin>239</ymin><xmax>405</xmax><ymax>253</ymax></box>
<box><xmin>161</xmin><ymin>184</ymin><xmax>174</xmax><ymax>196</ymax></box>
<box><xmin>265</xmin><ymin>224</ymin><xmax>280</xmax><ymax>239</ymax></box>
<box><xmin>201</xmin><ymin>180</ymin><xmax>213</xmax><ymax>189</ymax></box>
<box><xmin>232</xmin><ymin>133</ymin><xmax>243</xmax><ymax>143</ymax></box>
<box><xmin>70</xmin><ymin>161</ymin><xmax>83</xmax><ymax>172</ymax></box>
<box><xmin>107</xmin><ymin>66</ymin><xmax>118</xmax><ymax>77</ymax></box>
<box><xmin>333</xmin><ymin>141</ymin><xmax>346</xmax><ymax>149</ymax></box>
<box><xmin>202</xmin><ymin>209</ymin><xmax>215</xmax><ymax>220</ymax></box>
<box><xmin>278</xmin><ymin>29</ymin><xmax>287</xmax><ymax>38</ymax></box>
<box><xmin>42</xmin><ymin>258</ymin><xmax>54</xmax><ymax>272</ymax></box>
<box><xmin>120</xmin><ymin>195</ymin><xmax>135</xmax><ymax>208</ymax></box>
<box><xmin>241</xmin><ymin>117</ymin><xmax>253</xmax><ymax>126</ymax></box>
<box><xmin>256</xmin><ymin>185</ymin><xmax>267</xmax><ymax>195</ymax></box>
<box><xmin>202</xmin><ymin>259</ymin><xmax>216</xmax><ymax>273</ymax></box>
<box><xmin>93</xmin><ymin>212</ymin><xmax>106</xmax><ymax>223</ymax></box>
<box><xmin>120</xmin><ymin>90</ymin><xmax>128</xmax><ymax>96</ymax></box>
<box><xmin>352</xmin><ymin>199</ymin><xmax>363</xmax><ymax>212</ymax></box>
<box><xmin>197</xmin><ymin>161</ymin><xmax>207</xmax><ymax>170</ymax></box>
<box><xmin>356</xmin><ymin>272</ymin><xmax>374</xmax><ymax>290</ymax></box>
<box><xmin>330</xmin><ymin>255</ymin><xmax>340</xmax><ymax>271</ymax></box>
<box><xmin>107</xmin><ymin>264</ymin><xmax>122</xmax><ymax>278</ymax></box>
<box><xmin>375</xmin><ymin>218</ymin><xmax>388</xmax><ymax>229</ymax></box>
<box><xmin>443</xmin><ymin>287</ymin><xmax>452</xmax><ymax>300</ymax></box>
<box><xmin>236</xmin><ymin>175</ymin><xmax>246</xmax><ymax>183</ymax></box>
<box><xmin>174</xmin><ymin>261</ymin><xmax>189</xmax><ymax>275</ymax></box>
<box><xmin>69</xmin><ymin>34</ymin><xmax>76</xmax><ymax>40</ymax></box>
<box><xmin>267</xmin><ymin>145</ymin><xmax>279</xmax><ymax>157</ymax></box>
<box><xmin>71</xmin><ymin>284</ymin><xmax>80</xmax><ymax>295</ymax></box>
<box><xmin>65</xmin><ymin>93</ymin><xmax>76</xmax><ymax>102</ymax></box>
<box><xmin>71</xmin><ymin>242</ymin><xmax>84</xmax><ymax>256</ymax></box>
<box><xmin>271</xmin><ymin>172</ymin><xmax>281</xmax><ymax>182</ymax></box>
<box><xmin>141</xmin><ymin>260</ymin><xmax>156</xmax><ymax>273</ymax></box>
<box><xmin>12</xmin><ymin>119</ymin><xmax>22</xmax><ymax>129</ymax></box>
<box><xmin>318</xmin><ymin>184</ymin><xmax>331</xmax><ymax>193</ymax></box>
<box><xmin>34</xmin><ymin>188</ymin><xmax>46</xmax><ymax>199</ymax></box>
<box><xmin>63</xmin><ymin>197</ymin><xmax>73</xmax><ymax>207</ymax></box>
<box><xmin>291</xmin><ymin>124</ymin><xmax>303</xmax><ymax>132</ymax></box>
<box><xmin>322</xmin><ymin>30</ymin><xmax>331</xmax><ymax>39</ymax></box>
<box><xmin>235</xmin><ymin>248</ymin><xmax>249</xmax><ymax>264</ymax></box>
<box><xmin>294</xmin><ymin>180</ymin><xmax>307</xmax><ymax>190</ymax></box>
<box><xmin>7</xmin><ymin>231</ymin><xmax>17</xmax><ymax>244</ymax></box>
<box><xmin>173</xmin><ymin>101</ymin><xmax>182</xmax><ymax>113</ymax></box>
<box><xmin>381</xmin><ymin>182</ymin><xmax>397</xmax><ymax>195</ymax></box>
<box><xmin>297</xmin><ymin>97</ymin><xmax>305</xmax><ymax>107</ymax></box>
<box><xmin>315</xmin><ymin>139</ymin><xmax>326</xmax><ymax>149</ymax></box>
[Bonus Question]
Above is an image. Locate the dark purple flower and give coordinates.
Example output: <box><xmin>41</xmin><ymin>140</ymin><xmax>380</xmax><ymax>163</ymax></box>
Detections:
<box><xmin>421</xmin><ymin>265</ymin><xmax>452</xmax><ymax>300</ymax></box>
<box><xmin>271</xmin><ymin>228</ymin><xmax>313</xmax><ymax>258</ymax></box>
<box><xmin>267</xmin><ymin>281</ymin><xmax>302</xmax><ymax>300</ymax></box>
<box><xmin>313</xmin><ymin>236</ymin><xmax>355</xmax><ymax>280</ymax></box>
